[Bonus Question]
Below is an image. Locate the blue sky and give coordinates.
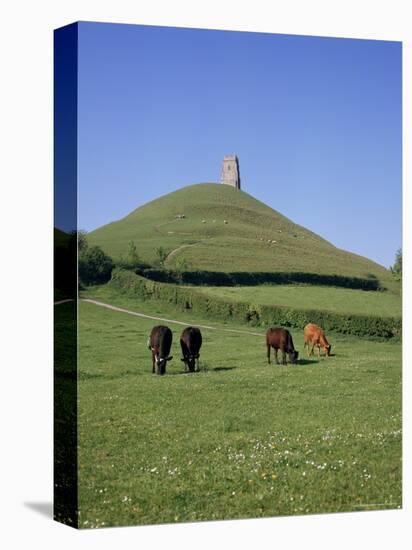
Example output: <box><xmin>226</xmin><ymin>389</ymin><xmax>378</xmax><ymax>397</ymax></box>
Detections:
<box><xmin>78</xmin><ymin>22</ymin><xmax>402</xmax><ymax>268</ymax></box>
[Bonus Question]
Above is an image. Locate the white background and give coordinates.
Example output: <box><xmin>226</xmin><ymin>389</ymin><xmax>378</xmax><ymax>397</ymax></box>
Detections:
<box><xmin>0</xmin><ymin>1</ymin><xmax>410</xmax><ymax>548</ymax></box>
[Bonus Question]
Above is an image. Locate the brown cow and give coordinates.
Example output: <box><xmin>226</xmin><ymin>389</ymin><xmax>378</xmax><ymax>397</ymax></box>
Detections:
<box><xmin>303</xmin><ymin>323</ymin><xmax>331</xmax><ymax>358</ymax></box>
<box><xmin>147</xmin><ymin>325</ymin><xmax>173</xmax><ymax>375</ymax></box>
<box><xmin>266</xmin><ymin>327</ymin><xmax>299</xmax><ymax>365</ymax></box>
<box><xmin>180</xmin><ymin>326</ymin><xmax>202</xmax><ymax>372</ymax></box>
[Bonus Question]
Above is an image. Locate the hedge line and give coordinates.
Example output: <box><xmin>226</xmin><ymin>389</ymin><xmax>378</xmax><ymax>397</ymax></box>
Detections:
<box><xmin>135</xmin><ymin>267</ymin><xmax>381</xmax><ymax>291</ymax></box>
<box><xmin>111</xmin><ymin>269</ymin><xmax>401</xmax><ymax>339</ymax></box>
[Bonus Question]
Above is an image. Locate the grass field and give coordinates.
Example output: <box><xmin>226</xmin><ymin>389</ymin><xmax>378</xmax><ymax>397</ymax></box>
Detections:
<box><xmin>191</xmin><ymin>284</ymin><xmax>402</xmax><ymax>317</ymax></box>
<box><xmin>88</xmin><ymin>184</ymin><xmax>395</xmax><ymax>288</ymax></box>
<box><xmin>76</xmin><ymin>290</ymin><xmax>402</xmax><ymax>528</ymax></box>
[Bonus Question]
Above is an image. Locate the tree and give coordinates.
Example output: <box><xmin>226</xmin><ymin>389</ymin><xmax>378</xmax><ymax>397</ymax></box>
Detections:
<box><xmin>175</xmin><ymin>256</ymin><xmax>189</xmax><ymax>282</ymax></box>
<box><xmin>175</xmin><ymin>256</ymin><xmax>189</xmax><ymax>271</ymax></box>
<box><xmin>155</xmin><ymin>246</ymin><xmax>168</xmax><ymax>267</ymax></box>
<box><xmin>390</xmin><ymin>248</ymin><xmax>402</xmax><ymax>280</ymax></box>
<box><xmin>79</xmin><ymin>245</ymin><xmax>114</xmax><ymax>286</ymax></box>
<box><xmin>127</xmin><ymin>240</ymin><xmax>140</xmax><ymax>267</ymax></box>
<box><xmin>78</xmin><ymin>230</ymin><xmax>88</xmax><ymax>252</ymax></box>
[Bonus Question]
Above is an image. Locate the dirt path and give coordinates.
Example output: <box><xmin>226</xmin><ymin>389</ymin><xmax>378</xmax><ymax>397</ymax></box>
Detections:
<box><xmin>164</xmin><ymin>237</ymin><xmax>212</xmax><ymax>264</ymax></box>
<box><xmin>164</xmin><ymin>242</ymin><xmax>196</xmax><ymax>263</ymax></box>
<box><xmin>82</xmin><ymin>298</ymin><xmax>264</xmax><ymax>337</ymax></box>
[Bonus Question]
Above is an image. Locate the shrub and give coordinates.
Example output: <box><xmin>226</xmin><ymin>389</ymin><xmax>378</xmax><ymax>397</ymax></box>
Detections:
<box><xmin>154</xmin><ymin>246</ymin><xmax>168</xmax><ymax>267</ymax></box>
<box><xmin>79</xmin><ymin>246</ymin><xmax>114</xmax><ymax>286</ymax></box>
<box><xmin>117</xmin><ymin>240</ymin><xmax>144</xmax><ymax>270</ymax></box>
<box><xmin>175</xmin><ymin>256</ymin><xmax>189</xmax><ymax>272</ymax></box>
<box><xmin>390</xmin><ymin>248</ymin><xmax>402</xmax><ymax>281</ymax></box>
<box><xmin>77</xmin><ymin>230</ymin><xmax>88</xmax><ymax>252</ymax></box>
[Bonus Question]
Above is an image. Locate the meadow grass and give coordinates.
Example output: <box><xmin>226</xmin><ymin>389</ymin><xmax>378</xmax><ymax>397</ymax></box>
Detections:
<box><xmin>191</xmin><ymin>284</ymin><xmax>401</xmax><ymax>317</ymax></box>
<box><xmin>77</xmin><ymin>293</ymin><xmax>402</xmax><ymax>528</ymax></box>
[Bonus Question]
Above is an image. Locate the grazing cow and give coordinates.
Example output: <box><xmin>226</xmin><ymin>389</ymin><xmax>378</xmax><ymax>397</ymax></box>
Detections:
<box><xmin>266</xmin><ymin>327</ymin><xmax>299</xmax><ymax>365</ymax></box>
<box><xmin>147</xmin><ymin>325</ymin><xmax>173</xmax><ymax>375</ymax></box>
<box><xmin>180</xmin><ymin>326</ymin><xmax>202</xmax><ymax>372</ymax></box>
<box><xmin>303</xmin><ymin>323</ymin><xmax>331</xmax><ymax>358</ymax></box>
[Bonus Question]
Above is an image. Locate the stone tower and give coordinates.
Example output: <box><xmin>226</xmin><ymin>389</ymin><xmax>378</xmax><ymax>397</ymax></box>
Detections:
<box><xmin>220</xmin><ymin>155</ymin><xmax>241</xmax><ymax>190</ymax></box>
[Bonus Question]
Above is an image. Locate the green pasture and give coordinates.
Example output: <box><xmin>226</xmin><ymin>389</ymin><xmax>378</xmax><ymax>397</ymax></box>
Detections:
<box><xmin>192</xmin><ymin>284</ymin><xmax>401</xmax><ymax>317</ymax></box>
<box><xmin>76</xmin><ymin>292</ymin><xmax>402</xmax><ymax>528</ymax></box>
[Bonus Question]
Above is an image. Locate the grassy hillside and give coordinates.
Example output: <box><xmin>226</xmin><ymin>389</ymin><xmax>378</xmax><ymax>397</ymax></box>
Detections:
<box><xmin>88</xmin><ymin>183</ymin><xmax>395</xmax><ymax>287</ymax></box>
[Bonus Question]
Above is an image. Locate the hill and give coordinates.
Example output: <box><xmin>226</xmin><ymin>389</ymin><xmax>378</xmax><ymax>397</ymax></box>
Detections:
<box><xmin>88</xmin><ymin>183</ymin><xmax>395</xmax><ymax>287</ymax></box>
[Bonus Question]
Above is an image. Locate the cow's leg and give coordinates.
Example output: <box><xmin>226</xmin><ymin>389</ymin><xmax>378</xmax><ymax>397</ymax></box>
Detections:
<box><xmin>188</xmin><ymin>347</ymin><xmax>196</xmax><ymax>373</ymax></box>
<box><xmin>274</xmin><ymin>348</ymin><xmax>279</xmax><ymax>365</ymax></box>
<box><xmin>317</xmin><ymin>345</ymin><xmax>321</xmax><ymax>358</ymax></box>
<box><xmin>188</xmin><ymin>354</ymin><xmax>195</xmax><ymax>373</ymax></box>
<box><xmin>281</xmin><ymin>350</ymin><xmax>287</xmax><ymax>365</ymax></box>
<box><xmin>152</xmin><ymin>351</ymin><xmax>155</xmax><ymax>374</ymax></box>
<box><xmin>267</xmin><ymin>344</ymin><xmax>271</xmax><ymax>364</ymax></box>
<box><xmin>309</xmin><ymin>344</ymin><xmax>314</xmax><ymax>357</ymax></box>
<box><xmin>180</xmin><ymin>341</ymin><xmax>189</xmax><ymax>372</ymax></box>
<box><xmin>196</xmin><ymin>357</ymin><xmax>200</xmax><ymax>372</ymax></box>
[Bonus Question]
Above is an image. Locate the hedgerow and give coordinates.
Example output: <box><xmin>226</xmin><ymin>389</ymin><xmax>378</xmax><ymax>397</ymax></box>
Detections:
<box><xmin>135</xmin><ymin>267</ymin><xmax>381</xmax><ymax>291</ymax></box>
<box><xmin>110</xmin><ymin>269</ymin><xmax>401</xmax><ymax>339</ymax></box>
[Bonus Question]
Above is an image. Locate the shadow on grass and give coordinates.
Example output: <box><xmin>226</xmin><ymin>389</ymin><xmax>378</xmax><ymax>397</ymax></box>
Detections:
<box><xmin>299</xmin><ymin>353</ymin><xmax>339</xmax><ymax>362</ymax></box>
<box><xmin>296</xmin><ymin>359</ymin><xmax>320</xmax><ymax>365</ymax></box>
<box><xmin>268</xmin><ymin>360</ymin><xmax>320</xmax><ymax>366</ymax></box>
<box><xmin>164</xmin><ymin>370</ymin><xmax>199</xmax><ymax>376</ymax></box>
<box><xmin>211</xmin><ymin>366</ymin><xmax>237</xmax><ymax>372</ymax></box>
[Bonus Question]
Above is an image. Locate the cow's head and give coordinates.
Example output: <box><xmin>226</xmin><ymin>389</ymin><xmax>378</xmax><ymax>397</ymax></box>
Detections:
<box><xmin>155</xmin><ymin>354</ymin><xmax>173</xmax><ymax>375</ymax></box>
<box><xmin>288</xmin><ymin>350</ymin><xmax>299</xmax><ymax>364</ymax></box>
<box><xmin>324</xmin><ymin>344</ymin><xmax>332</xmax><ymax>356</ymax></box>
<box><xmin>181</xmin><ymin>353</ymin><xmax>200</xmax><ymax>373</ymax></box>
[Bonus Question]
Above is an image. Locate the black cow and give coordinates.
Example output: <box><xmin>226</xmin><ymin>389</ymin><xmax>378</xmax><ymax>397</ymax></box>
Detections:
<box><xmin>147</xmin><ymin>325</ymin><xmax>173</xmax><ymax>375</ymax></box>
<box><xmin>266</xmin><ymin>327</ymin><xmax>299</xmax><ymax>365</ymax></box>
<box><xmin>180</xmin><ymin>326</ymin><xmax>202</xmax><ymax>372</ymax></box>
